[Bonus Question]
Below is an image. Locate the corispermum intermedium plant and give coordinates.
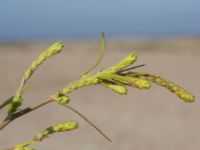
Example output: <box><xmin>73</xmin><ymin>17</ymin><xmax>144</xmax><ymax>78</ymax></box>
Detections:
<box><xmin>0</xmin><ymin>33</ymin><xmax>195</xmax><ymax>150</ymax></box>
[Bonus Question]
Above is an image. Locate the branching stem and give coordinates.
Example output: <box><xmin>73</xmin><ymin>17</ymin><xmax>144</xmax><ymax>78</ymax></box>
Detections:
<box><xmin>0</xmin><ymin>98</ymin><xmax>53</xmax><ymax>130</ymax></box>
<box><xmin>0</xmin><ymin>96</ymin><xmax>14</xmax><ymax>110</ymax></box>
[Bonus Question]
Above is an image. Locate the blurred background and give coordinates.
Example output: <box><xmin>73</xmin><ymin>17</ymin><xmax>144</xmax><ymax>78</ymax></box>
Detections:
<box><xmin>0</xmin><ymin>0</ymin><xmax>200</xmax><ymax>150</ymax></box>
<box><xmin>0</xmin><ymin>0</ymin><xmax>200</xmax><ymax>41</ymax></box>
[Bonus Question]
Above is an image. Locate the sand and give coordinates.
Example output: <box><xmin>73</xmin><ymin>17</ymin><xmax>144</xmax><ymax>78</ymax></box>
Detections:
<box><xmin>0</xmin><ymin>38</ymin><xmax>200</xmax><ymax>150</ymax></box>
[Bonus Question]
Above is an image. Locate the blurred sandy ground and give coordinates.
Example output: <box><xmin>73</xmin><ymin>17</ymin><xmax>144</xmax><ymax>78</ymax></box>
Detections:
<box><xmin>0</xmin><ymin>38</ymin><xmax>200</xmax><ymax>150</ymax></box>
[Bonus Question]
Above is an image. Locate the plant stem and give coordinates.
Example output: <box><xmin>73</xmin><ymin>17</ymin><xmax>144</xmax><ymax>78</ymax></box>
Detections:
<box><xmin>65</xmin><ymin>105</ymin><xmax>112</xmax><ymax>142</ymax></box>
<box><xmin>31</xmin><ymin>98</ymin><xmax>54</xmax><ymax>110</ymax></box>
<box><xmin>0</xmin><ymin>96</ymin><xmax>14</xmax><ymax>110</ymax></box>
<box><xmin>0</xmin><ymin>98</ymin><xmax>53</xmax><ymax>130</ymax></box>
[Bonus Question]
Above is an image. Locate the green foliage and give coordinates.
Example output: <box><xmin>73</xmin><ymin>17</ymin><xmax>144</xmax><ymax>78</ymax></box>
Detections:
<box><xmin>1</xmin><ymin>33</ymin><xmax>195</xmax><ymax>150</ymax></box>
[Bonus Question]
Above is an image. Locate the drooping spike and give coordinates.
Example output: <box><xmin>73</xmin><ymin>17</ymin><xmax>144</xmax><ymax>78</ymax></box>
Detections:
<box><xmin>128</xmin><ymin>72</ymin><xmax>195</xmax><ymax>102</ymax></box>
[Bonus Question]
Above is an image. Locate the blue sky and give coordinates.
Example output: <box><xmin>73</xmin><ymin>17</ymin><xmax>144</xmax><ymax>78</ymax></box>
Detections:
<box><xmin>0</xmin><ymin>0</ymin><xmax>200</xmax><ymax>40</ymax></box>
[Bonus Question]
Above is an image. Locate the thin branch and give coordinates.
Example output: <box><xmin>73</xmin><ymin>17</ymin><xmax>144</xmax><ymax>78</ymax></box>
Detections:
<box><xmin>0</xmin><ymin>98</ymin><xmax>53</xmax><ymax>130</ymax></box>
<box><xmin>0</xmin><ymin>96</ymin><xmax>13</xmax><ymax>110</ymax></box>
<box><xmin>31</xmin><ymin>98</ymin><xmax>54</xmax><ymax>110</ymax></box>
<box><xmin>65</xmin><ymin>105</ymin><xmax>112</xmax><ymax>142</ymax></box>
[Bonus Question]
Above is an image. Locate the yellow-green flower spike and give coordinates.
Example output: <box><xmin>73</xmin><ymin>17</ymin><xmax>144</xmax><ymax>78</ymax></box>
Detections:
<box><xmin>61</xmin><ymin>76</ymin><xmax>99</xmax><ymax>94</ymax></box>
<box><xmin>9</xmin><ymin>42</ymin><xmax>64</xmax><ymax>115</ymax></box>
<box><xmin>101</xmin><ymin>82</ymin><xmax>128</xmax><ymax>95</ymax></box>
<box><xmin>33</xmin><ymin>121</ymin><xmax>78</xmax><ymax>141</ymax></box>
<box><xmin>8</xmin><ymin>42</ymin><xmax>64</xmax><ymax>114</ymax></box>
<box><xmin>23</xmin><ymin>41</ymin><xmax>64</xmax><ymax>84</ymax></box>
<box><xmin>124</xmin><ymin>76</ymin><xmax>152</xmax><ymax>89</ymax></box>
<box><xmin>129</xmin><ymin>73</ymin><xmax>195</xmax><ymax>102</ymax></box>
<box><xmin>16</xmin><ymin>41</ymin><xmax>64</xmax><ymax>97</ymax></box>
<box><xmin>103</xmin><ymin>53</ymin><xmax>137</xmax><ymax>73</ymax></box>
<box><xmin>52</xmin><ymin>121</ymin><xmax>78</xmax><ymax>132</ymax></box>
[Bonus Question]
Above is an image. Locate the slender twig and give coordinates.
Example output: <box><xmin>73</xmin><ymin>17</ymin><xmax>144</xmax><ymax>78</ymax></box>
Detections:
<box><xmin>65</xmin><ymin>105</ymin><xmax>112</xmax><ymax>142</ymax></box>
<box><xmin>0</xmin><ymin>96</ymin><xmax>14</xmax><ymax>110</ymax></box>
<box><xmin>31</xmin><ymin>98</ymin><xmax>54</xmax><ymax>110</ymax></box>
